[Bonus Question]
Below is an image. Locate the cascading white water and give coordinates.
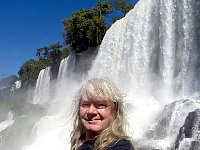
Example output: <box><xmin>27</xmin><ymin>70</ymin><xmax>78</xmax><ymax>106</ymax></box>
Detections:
<box><xmin>89</xmin><ymin>0</ymin><xmax>200</xmax><ymax>148</ymax></box>
<box><xmin>32</xmin><ymin>67</ymin><xmax>51</xmax><ymax>105</ymax></box>
<box><xmin>90</xmin><ymin>0</ymin><xmax>200</xmax><ymax>99</ymax></box>
<box><xmin>57</xmin><ymin>52</ymin><xmax>76</xmax><ymax>81</ymax></box>
<box><xmin>10</xmin><ymin>80</ymin><xmax>22</xmax><ymax>92</ymax></box>
<box><xmin>50</xmin><ymin>52</ymin><xmax>77</xmax><ymax>114</ymax></box>
<box><xmin>15</xmin><ymin>80</ymin><xmax>21</xmax><ymax>89</ymax></box>
<box><xmin>23</xmin><ymin>57</ymin><xmax>78</xmax><ymax>150</ymax></box>
<box><xmin>0</xmin><ymin>111</ymin><xmax>14</xmax><ymax>133</ymax></box>
<box><xmin>23</xmin><ymin>0</ymin><xmax>200</xmax><ymax>149</ymax></box>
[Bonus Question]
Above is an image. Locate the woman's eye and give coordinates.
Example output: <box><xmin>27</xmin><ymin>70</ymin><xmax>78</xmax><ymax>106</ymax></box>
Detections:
<box><xmin>81</xmin><ymin>103</ymin><xmax>89</xmax><ymax>107</ymax></box>
<box><xmin>97</xmin><ymin>104</ymin><xmax>107</xmax><ymax>109</ymax></box>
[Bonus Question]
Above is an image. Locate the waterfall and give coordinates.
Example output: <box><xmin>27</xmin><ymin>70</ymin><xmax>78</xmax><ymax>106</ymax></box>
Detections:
<box><xmin>10</xmin><ymin>80</ymin><xmax>22</xmax><ymax>92</ymax></box>
<box><xmin>57</xmin><ymin>58</ymin><xmax>68</xmax><ymax>80</ymax></box>
<box><xmin>32</xmin><ymin>67</ymin><xmax>51</xmax><ymax>105</ymax></box>
<box><xmin>57</xmin><ymin>52</ymin><xmax>76</xmax><ymax>81</ymax></box>
<box><xmin>0</xmin><ymin>111</ymin><xmax>14</xmax><ymax>133</ymax></box>
<box><xmin>22</xmin><ymin>0</ymin><xmax>200</xmax><ymax>149</ymax></box>
<box><xmin>51</xmin><ymin>53</ymin><xmax>77</xmax><ymax>112</ymax></box>
<box><xmin>88</xmin><ymin>0</ymin><xmax>200</xmax><ymax>148</ymax></box>
<box><xmin>15</xmin><ymin>80</ymin><xmax>21</xmax><ymax>89</ymax></box>
<box><xmin>90</xmin><ymin>0</ymin><xmax>200</xmax><ymax>99</ymax></box>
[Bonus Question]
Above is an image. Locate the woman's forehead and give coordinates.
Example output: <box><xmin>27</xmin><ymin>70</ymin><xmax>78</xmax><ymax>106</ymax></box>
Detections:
<box><xmin>81</xmin><ymin>94</ymin><xmax>105</xmax><ymax>102</ymax></box>
<box><xmin>81</xmin><ymin>93</ymin><xmax>114</xmax><ymax>103</ymax></box>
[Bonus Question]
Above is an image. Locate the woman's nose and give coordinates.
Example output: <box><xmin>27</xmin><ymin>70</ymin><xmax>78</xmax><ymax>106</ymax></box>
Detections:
<box><xmin>87</xmin><ymin>104</ymin><xmax>97</xmax><ymax>113</ymax></box>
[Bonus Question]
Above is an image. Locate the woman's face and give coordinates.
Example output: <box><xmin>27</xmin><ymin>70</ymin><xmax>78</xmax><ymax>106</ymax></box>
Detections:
<box><xmin>79</xmin><ymin>92</ymin><xmax>116</xmax><ymax>139</ymax></box>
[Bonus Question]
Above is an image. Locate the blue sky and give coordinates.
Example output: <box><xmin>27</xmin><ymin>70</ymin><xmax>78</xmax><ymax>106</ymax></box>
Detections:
<box><xmin>0</xmin><ymin>0</ymin><xmax>138</xmax><ymax>79</ymax></box>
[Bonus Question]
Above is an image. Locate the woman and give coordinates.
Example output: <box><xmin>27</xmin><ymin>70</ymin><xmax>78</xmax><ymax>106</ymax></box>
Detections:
<box><xmin>70</xmin><ymin>78</ymin><xmax>135</xmax><ymax>150</ymax></box>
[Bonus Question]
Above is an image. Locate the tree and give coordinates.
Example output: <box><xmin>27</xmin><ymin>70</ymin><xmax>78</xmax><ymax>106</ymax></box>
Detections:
<box><xmin>36</xmin><ymin>46</ymin><xmax>50</xmax><ymax>60</ymax></box>
<box><xmin>62</xmin><ymin>2</ymin><xmax>111</xmax><ymax>52</ymax></box>
<box><xmin>36</xmin><ymin>42</ymin><xmax>63</xmax><ymax>65</ymax></box>
<box><xmin>115</xmin><ymin>0</ymin><xmax>134</xmax><ymax>17</ymax></box>
<box><xmin>47</xmin><ymin>42</ymin><xmax>62</xmax><ymax>64</ymax></box>
<box><xmin>63</xmin><ymin>9</ymin><xmax>96</xmax><ymax>51</ymax></box>
<box><xmin>94</xmin><ymin>1</ymin><xmax>112</xmax><ymax>17</ymax></box>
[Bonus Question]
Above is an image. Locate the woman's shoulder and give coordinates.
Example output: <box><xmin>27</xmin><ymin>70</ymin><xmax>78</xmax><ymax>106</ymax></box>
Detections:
<box><xmin>107</xmin><ymin>138</ymin><xmax>135</xmax><ymax>150</ymax></box>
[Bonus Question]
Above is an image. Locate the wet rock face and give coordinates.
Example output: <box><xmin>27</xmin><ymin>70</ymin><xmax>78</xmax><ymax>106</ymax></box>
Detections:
<box><xmin>50</xmin><ymin>60</ymin><xmax>61</xmax><ymax>79</ymax></box>
<box><xmin>190</xmin><ymin>141</ymin><xmax>200</xmax><ymax>150</ymax></box>
<box><xmin>175</xmin><ymin>109</ymin><xmax>200</xmax><ymax>150</ymax></box>
<box><xmin>74</xmin><ymin>48</ymin><xmax>97</xmax><ymax>73</ymax></box>
<box><xmin>146</xmin><ymin>99</ymin><xmax>200</xmax><ymax>140</ymax></box>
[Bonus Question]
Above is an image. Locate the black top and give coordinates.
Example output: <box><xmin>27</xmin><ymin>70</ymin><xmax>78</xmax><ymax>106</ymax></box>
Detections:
<box><xmin>78</xmin><ymin>138</ymin><xmax>135</xmax><ymax>150</ymax></box>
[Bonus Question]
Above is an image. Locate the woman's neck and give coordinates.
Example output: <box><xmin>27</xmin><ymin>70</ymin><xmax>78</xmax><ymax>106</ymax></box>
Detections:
<box><xmin>85</xmin><ymin>131</ymin><xmax>98</xmax><ymax>140</ymax></box>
